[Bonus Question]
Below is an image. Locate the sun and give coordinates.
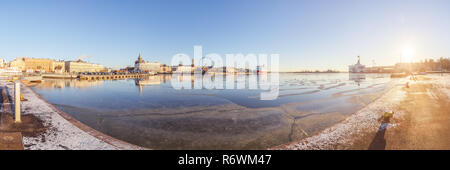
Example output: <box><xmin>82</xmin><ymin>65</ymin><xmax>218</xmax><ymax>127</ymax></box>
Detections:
<box><xmin>402</xmin><ymin>46</ymin><xmax>415</xmax><ymax>63</ymax></box>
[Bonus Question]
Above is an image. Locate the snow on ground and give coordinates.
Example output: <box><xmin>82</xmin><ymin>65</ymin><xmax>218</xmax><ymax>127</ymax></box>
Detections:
<box><xmin>2</xmin><ymin>81</ymin><xmax>124</xmax><ymax>150</ymax></box>
<box><xmin>274</xmin><ymin>74</ymin><xmax>450</xmax><ymax>150</ymax></box>
<box><xmin>273</xmin><ymin>80</ymin><xmax>407</xmax><ymax>150</ymax></box>
<box><xmin>429</xmin><ymin>74</ymin><xmax>450</xmax><ymax>99</ymax></box>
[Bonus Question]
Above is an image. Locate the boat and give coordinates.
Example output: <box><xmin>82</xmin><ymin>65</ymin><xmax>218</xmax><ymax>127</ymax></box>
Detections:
<box><xmin>348</xmin><ymin>56</ymin><xmax>366</xmax><ymax>73</ymax></box>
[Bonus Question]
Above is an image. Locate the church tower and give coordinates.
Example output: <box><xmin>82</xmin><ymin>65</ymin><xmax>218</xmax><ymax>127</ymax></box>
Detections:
<box><xmin>136</xmin><ymin>53</ymin><xmax>144</xmax><ymax>64</ymax></box>
<box><xmin>138</xmin><ymin>53</ymin><xmax>143</xmax><ymax>62</ymax></box>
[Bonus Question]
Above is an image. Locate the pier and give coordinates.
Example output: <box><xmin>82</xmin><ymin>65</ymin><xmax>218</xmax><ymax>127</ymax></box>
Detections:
<box><xmin>78</xmin><ymin>73</ymin><xmax>154</xmax><ymax>80</ymax></box>
<box><xmin>42</xmin><ymin>73</ymin><xmax>78</xmax><ymax>79</ymax></box>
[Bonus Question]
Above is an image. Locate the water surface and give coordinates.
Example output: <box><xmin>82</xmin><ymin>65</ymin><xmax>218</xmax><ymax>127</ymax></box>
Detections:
<box><xmin>32</xmin><ymin>73</ymin><xmax>393</xmax><ymax>149</ymax></box>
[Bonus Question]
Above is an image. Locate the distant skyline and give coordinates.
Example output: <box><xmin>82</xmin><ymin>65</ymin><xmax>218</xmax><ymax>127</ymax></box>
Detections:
<box><xmin>1</xmin><ymin>0</ymin><xmax>450</xmax><ymax>71</ymax></box>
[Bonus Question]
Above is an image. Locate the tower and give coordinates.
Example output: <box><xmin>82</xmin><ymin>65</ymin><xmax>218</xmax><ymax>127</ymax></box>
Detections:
<box><xmin>138</xmin><ymin>53</ymin><xmax>143</xmax><ymax>63</ymax></box>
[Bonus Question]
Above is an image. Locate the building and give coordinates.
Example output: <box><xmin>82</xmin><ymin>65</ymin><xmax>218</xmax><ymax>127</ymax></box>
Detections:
<box><xmin>9</xmin><ymin>57</ymin><xmax>54</xmax><ymax>72</ymax></box>
<box><xmin>24</xmin><ymin>58</ymin><xmax>53</xmax><ymax>72</ymax></box>
<box><xmin>0</xmin><ymin>58</ymin><xmax>21</xmax><ymax>75</ymax></box>
<box><xmin>65</xmin><ymin>60</ymin><xmax>106</xmax><ymax>73</ymax></box>
<box><xmin>175</xmin><ymin>65</ymin><xmax>193</xmax><ymax>73</ymax></box>
<box><xmin>116</xmin><ymin>67</ymin><xmax>135</xmax><ymax>73</ymax></box>
<box><xmin>134</xmin><ymin>53</ymin><xmax>161</xmax><ymax>73</ymax></box>
<box><xmin>349</xmin><ymin>56</ymin><xmax>366</xmax><ymax>73</ymax></box>
<box><xmin>0</xmin><ymin>59</ymin><xmax>6</xmax><ymax>68</ymax></box>
<box><xmin>365</xmin><ymin>66</ymin><xmax>394</xmax><ymax>73</ymax></box>
<box><xmin>159</xmin><ymin>64</ymin><xmax>172</xmax><ymax>74</ymax></box>
<box><xmin>9</xmin><ymin>58</ymin><xmax>25</xmax><ymax>71</ymax></box>
<box><xmin>52</xmin><ymin>61</ymin><xmax>66</xmax><ymax>73</ymax></box>
<box><xmin>256</xmin><ymin>65</ymin><xmax>266</xmax><ymax>73</ymax></box>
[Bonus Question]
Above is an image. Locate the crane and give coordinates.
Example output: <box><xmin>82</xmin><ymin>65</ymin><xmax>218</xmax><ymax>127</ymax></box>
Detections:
<box><xmin>76</xmin><ymin>54</ymin><xmax>91</xmax><ymax>62</ymax></box>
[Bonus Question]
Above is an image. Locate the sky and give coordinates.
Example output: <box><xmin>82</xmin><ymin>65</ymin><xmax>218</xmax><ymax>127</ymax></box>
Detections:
<box><xmin>1</xmin><ymin>0</ymin><xmax>450</xmax><ymax>71</ymax></box>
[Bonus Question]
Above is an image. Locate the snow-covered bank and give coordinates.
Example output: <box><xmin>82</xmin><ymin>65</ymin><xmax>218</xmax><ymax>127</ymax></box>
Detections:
<box><xmin>429</xmin><ymin>74</ymin><xmax>450</xmax><ymax>99</ymax></box>
<box><xmin>272</xmin><ymin>79</ymin><xmax>407</xmax><ymax>150</ymax></box>
<box><xmin>2</xmin><ymin>81</ymin><xmax>143</xmax><ymax>150</ymax></box>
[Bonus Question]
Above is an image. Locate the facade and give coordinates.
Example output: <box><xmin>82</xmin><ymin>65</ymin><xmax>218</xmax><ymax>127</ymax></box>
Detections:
<box><xmin>65</xmin><ymin>60</ymin><xmax>106</xmax><ymax>73</ymax></box>
<box><xmin>256</xmin><ymin>65</ymin><xmax>266</xmax><ymax>73</ymax></box>
<box><xmin>23</xmin><ymin>58</ymin><xmax>53</xmax><ymax>72</ymax></box>
<box><xmin>9</xmin><ymin>57</ymin><xmax>54</xmax><ymax>72</ymax></box>
<box><xmin>134</xmin><ymin>53</ymin><xmax>161</xmax><ymax>73</ymax></box>
<box><xmin>8</xmin><ymin>57</ymin><xmax>107</xmax><ymax>73</ymax></box>
<box><xmin>9</xmin><ymin>58</ymin><xmax>26</xmax><ymax>71</ymax></box>
<box><xmin>349</xmin><ymin>56</ymin><xmax>366</xmax><ymax>73</ymax></box>
<box><xmin>116</xmin><ymin>67</ymin><xmax>135</xmax><ymax>73</ymax></box>
<box><xmin>365</xmin><ymin>66</ymin><xmax>394</xmax><ymax>73</ymax></box>
<box><xmin>159</xmin><ymin>64</ymin><xmax>172</xmax><ymax>74</ymax></box>
<box><xmin>52</xmin><ymin>61</ymin><xmax>66</xmax><ymax>73</ymax></box>
<box><xmin>0</xmin><ymin>59</ymin><xmax>6</xmax><ymax>68</ymax></box>
<box><xmin>0</xmin><ymin>58</ymin><xmax>21</xmax><ymax>75</ymax></box>
<box><xmin>176</xmin><ymin>66</ymin><xmax>193</xmax><ymax>73</ymax></box>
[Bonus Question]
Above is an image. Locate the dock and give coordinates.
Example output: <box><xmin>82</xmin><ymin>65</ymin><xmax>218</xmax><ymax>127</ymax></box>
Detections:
<box><xmin>42</xmin><ymin>73</ymin><xmax>78</xmax><ymax>79</ymax></box>
<box><xmin>78</xmin><ymin>73</ymin><xmax>154</xmax><ymax>80</ymax></box>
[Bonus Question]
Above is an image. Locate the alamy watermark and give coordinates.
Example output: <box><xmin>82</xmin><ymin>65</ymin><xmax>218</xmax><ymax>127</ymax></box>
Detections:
<box><xmin>170</xmin><ymin>46</ymin><xmax>279</xmax><ymax>100</ymax></box>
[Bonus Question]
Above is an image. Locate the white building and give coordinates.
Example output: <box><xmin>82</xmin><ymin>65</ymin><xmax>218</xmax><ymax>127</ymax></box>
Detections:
<box><xmin>349</xmin><ymin>56</ymin><xmax>366</xmax><ymax>73</ymax></box>
<box><xmin>65</xmin><ymin>60</ymin><xmax>106</xmax><ymax>73</ymax></box>
<box><xmin>134</xmin><ymin>53</ymin><xmax>161</xmax><ymax>73</ymax></box>
<box><xmin>0</xmin><ymin>59</ymin><xmax>6</xmax><ymax>68</ymax></box>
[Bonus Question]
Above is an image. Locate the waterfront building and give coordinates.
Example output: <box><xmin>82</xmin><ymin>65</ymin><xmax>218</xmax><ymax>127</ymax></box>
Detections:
<box><xmin>0</xmin><ymin>67</ymin><xmax>21</xmax><ymax>76</ymax></box>
<box><xmin>134</xmin><ymin>53</ymin><xmax>161</xmax><ymax>73</ymax></box>
<box><xmin>159</xmin><ymin>64</ymin><xmax>172</xmax><ymax>74</ymax></box>
<box><xmin>52</xmin><ymin>60</ymin><xmax>66</xmax><ymax>73</ymax></box>
<box><xmin>24</xmin><ymin>58</ymin><xmax>53</xmax><ymax>72</ymax></box>
<box><xmin>9</xmin><ymin>57</ymin><xmax>54</xmax><ymax>72</ymax></box>
<box><xmin>173</xmin><ymin>65</ymin><xmax>192</xmax><ymax>73</ymax></box>
<box><xmin>256</xmin><ymin>65</ymin><xmax>266</xmax><ymax>73</ymax></box>
<box><xmin>0</xmin><ymin>59</ymin><xmax>6</xmax><ymax>68</ymax></box>
<box><xmin>349</xmin><ymin>56</ymin><xmax>366</xmax><ymax>73</ymax></box>
<box><xmin>9</xmin><ymin>58</ymin><xmax>25</xmax><ymax>71</ymax></box>
<box><xmin>8</xmin><ymin>57</ymin><xmax>69</xmax><ymax>73</ymax></box>
<box><xmin>65</xmin><ymin>60</ymin><xmax>107</xmax><ymax>73</ymax></box>
<box><xmin>116</xmin><ymin>67</ymin><xmax>135</xmax><ymax>73</ymax></box>
<box><xmin>365</xmin><ymin>66</ymin><xmax>394</xmax><ymax>73</ymax></box>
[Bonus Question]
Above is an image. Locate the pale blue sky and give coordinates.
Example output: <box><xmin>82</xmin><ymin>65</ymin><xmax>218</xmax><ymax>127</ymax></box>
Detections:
<box><xmin>1</xmin><ymin>0</ymin><xmax>449</xmax><ymax>71</ymax></box>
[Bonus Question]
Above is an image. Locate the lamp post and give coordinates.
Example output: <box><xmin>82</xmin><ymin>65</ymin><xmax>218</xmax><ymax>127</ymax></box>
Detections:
<box><xmin>14</xmin><ymin>80</ymin><xmax>21</xmax><ymax>123</ymax></box>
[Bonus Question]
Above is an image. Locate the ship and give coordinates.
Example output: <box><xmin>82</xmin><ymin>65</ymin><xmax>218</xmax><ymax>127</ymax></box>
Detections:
<box><xmin>348</xmin><ymin>56</ymin><xmax>366</xmax><ymax>73</ymax></box>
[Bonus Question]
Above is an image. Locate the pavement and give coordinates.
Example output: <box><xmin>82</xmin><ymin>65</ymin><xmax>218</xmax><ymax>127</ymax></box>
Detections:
<box><xmin>0</xmin><ymin>132</ymin><xmax>23</xmax><ymax>150</ymax></box>
<box><xmin>275</xmin><ymin>75</ymin><xmax>450</xmax><ymax>150</ymax></box>
<box><xmin>347</xmin><ymin>76</ymin><xmax>450</xmax><ymax>150</ymax></box>
<box><xmin>371</xmin><ymin>78</ymin><xmax>450</xmax><ymax>149</ymax></box>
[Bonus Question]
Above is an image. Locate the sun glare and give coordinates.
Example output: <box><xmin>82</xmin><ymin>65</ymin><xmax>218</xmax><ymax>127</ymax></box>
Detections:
<box><xmin>402</xmin><ymin>46</ymin><xmax>415</xmax><ymax>63</ymax></box>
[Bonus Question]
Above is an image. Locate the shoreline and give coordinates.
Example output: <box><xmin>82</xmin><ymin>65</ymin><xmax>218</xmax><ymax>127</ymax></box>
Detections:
<box><xmin>271</xmin><ymin>78</ymin><xmax>407</xmax><ymax>150</ymax></box>
<box><xmin>1</xmin><ymin>80</ymin><xmax>145</xmax><ymax>150</ymax></box>
<box><xmin>2</xmin><ymin>74</ymin><xmax>448</xmax><ymax>150</ymax></box>
<box><xmin>273</xmin><ymin>74</ymin><xmax>450</xmax><ymax>150</ymax></box>
<box><xmin>12</xmin><ymin>77</ymin><xmax>399</xmax><ymax>150</ymax></box>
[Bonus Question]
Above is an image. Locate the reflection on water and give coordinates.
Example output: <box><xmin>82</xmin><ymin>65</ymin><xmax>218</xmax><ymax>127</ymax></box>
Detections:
<box><xmin>349</xmin><ymin>73</ymin><xmax>366</xmax><ymax>86</ymax></box>
<box><xmin>33</xmin><ymin>73</ymin><xmax>394</xmax><ymax>149</ymax></box>
<box><xmin>135</xmin><ymin>75</ymin><xmax>169</xmax><ymax>95</ymax></box>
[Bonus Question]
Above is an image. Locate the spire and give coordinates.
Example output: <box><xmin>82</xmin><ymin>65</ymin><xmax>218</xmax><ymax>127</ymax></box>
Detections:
<box><xmin>138</xmin><ymin>52</ymin><xmax>143</xmax><ymax>62</ymax></box>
